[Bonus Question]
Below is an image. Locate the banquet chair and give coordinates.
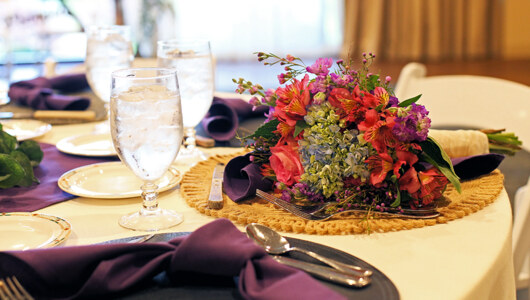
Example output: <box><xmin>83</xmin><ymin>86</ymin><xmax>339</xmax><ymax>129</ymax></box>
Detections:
<box><xmin>395</xmin><ymin>63</ymin><xmax>530</xmax><ymax>292</ymax></box>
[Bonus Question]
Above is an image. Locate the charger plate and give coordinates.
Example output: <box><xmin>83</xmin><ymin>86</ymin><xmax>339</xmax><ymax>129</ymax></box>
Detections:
<box><xmin>103</xmin><ymin>232</ymin><xmax>399</xmax><ymax>300</ymax></box>
<box><xmin>181</xmin><ymin>153</ymin><xmax>505</xmax><ymax>235</ymax></box>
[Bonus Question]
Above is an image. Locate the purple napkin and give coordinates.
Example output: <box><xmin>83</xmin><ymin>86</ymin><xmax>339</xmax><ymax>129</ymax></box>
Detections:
<box><xmin>201</xmin><ymin>97</ymin><xmax>268</xmax><ymax>141</ymax></box>
<box><xmin>223</xmin><ymin>153</ymin><xmax>274</xmax><ymax>201</ymax></box>
<box><xmin>8</xmin><ymin>73</ymin><xmax>90</xmax><ymax>110</ymax></box>
<box><xmin>223</xmin><ymin>153</ymin><xmax>504</xmax><ymax>202</ymax></box>
<box><xmin>0</xmin><ymin>143</ymin><xmax>116</xmax><ymax>213</ymax></box>
<box><xmin>451</xmin><ymin>153</ymin><xmax>504</xmax><ymax>180</ymax></box>
<box><xmin>0</xmin><ymin>219</ymin><xmax>345</xmax><ymax>300</ymax></box>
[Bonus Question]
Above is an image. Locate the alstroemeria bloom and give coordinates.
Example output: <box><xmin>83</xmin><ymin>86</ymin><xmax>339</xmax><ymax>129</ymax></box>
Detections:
<box><xmin>274</xmin><ymin>74</ymin><xmax>311</xmax><ymax>137</ymax></box>
<box><xmin>358</xmin><ymin>109</ymin><xmax>397</xmax><ymax>152</ymax></box>
<box><xmin>411</xmin><ymin>168</ymin><xmax>449</xmax><ymax>205</ymax></box>
<box><xmin>269</xmin><ymin>143</ymin><xmax>304</xmax><ymax>186</ymax></box>
<box><xmin>366</xmin><ymin>152</ymin><xmax>395</xmax><ymax>186</ymax></box>
<box><xmin>398</xmin><ymin>167</ymin><xmax>421</xmax><ymax>194</ymax></box>
<box><xmin>327</xmin><ymin>87</ymin><xmax>365</xmax><ymax>123</ymax></box>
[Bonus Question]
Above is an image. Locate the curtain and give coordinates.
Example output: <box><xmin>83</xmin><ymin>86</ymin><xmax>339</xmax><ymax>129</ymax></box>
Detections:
<box><xmin>341</xmin><ymin>0</ymin><xmax>503</xmax><ymax>62</ymax></box>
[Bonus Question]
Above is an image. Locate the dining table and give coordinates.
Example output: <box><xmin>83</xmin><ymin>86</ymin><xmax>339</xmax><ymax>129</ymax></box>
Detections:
<box><xmin>2</xmin><ymin>95</ymin><xmax>510</xmax><ymax>300</ymax></box>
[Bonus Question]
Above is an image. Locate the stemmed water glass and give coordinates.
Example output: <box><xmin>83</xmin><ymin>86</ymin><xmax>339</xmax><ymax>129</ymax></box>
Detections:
<box><xmin>110</xmin><ymin>68</ymin><xmax>184</xmax><ymax>231</ymax></box>
<box><xmin>157</xmin><ymin>39</ymin><xmax>214</xmax><ymax>162</ymax></box>
<box><xmin>86</xmin><ymin>25</ymin><xmax>134</xmax><ymax>124</ymax></box>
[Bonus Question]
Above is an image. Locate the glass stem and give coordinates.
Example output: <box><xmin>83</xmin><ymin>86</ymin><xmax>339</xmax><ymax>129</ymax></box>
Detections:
<box><xmin>183</xmin><ymin>127</ymin><xmax>197</xmax><ymax>151</ymax></box>
<box><xmin>140</xmin><ymin>182</ymin><xmax>159</xmax><ymax>216</ymax></box>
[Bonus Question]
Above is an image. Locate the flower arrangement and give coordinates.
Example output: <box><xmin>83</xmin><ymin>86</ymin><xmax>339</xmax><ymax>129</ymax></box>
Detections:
<box><xmin>234</xmin><ymin>52</ymin><xmax>462</xmax><ymax>213</ymax></box>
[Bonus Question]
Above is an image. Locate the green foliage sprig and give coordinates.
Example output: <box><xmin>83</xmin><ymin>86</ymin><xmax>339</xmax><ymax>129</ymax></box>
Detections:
<box><xmin>0</xmin><ymin>124</ymin><xmax>43</xmax><ymax>189</ymax></box>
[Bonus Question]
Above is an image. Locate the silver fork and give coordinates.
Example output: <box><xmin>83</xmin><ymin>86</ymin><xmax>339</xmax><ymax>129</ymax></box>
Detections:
<box><xmin>0</xmin><ymin>277</ymin><xmax>34</xmax><ymax>300</ymax></box>
<box><xmin>256</xmin><ymin>189</ymin><xmax>440</xmax><ymax>220</ymax></box>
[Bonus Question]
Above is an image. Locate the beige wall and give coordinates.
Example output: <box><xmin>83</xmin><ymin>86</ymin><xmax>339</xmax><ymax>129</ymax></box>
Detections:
<box><xmin>503</xmin><ymin>0</ymin><xmax>530</xmax><ymax>59</ymax></box>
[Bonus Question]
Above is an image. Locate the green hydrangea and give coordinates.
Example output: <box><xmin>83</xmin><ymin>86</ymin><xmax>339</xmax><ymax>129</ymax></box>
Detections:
<box><xmin>298</xmin><ymin>102</ymin><xmax>371</xmax><ymax>198</ymax></box>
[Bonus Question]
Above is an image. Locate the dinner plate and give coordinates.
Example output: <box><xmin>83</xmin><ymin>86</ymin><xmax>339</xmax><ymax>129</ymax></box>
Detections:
<box><xmin>0</xmin><ymin>212</ymin><xmax>71</xmax><ymax>251</ymax></box>
<box><xmin>0</xmin><ymin>119</ymin><xmax>52</xmax><ymax>140</ymax></box>
<box><xmin>58</xmin><ymin>161</ymin><xmax>182</xmax><ymax>199</ymax></box>
<box><xmin>56</xmin><ymin>133</ymin><xmax>117</xmax><ymax>157</ymax></box>
<box><xmin>103</xmin><ymin>232</ymin><xmax>399</xmax><ymax>300</ymax></box>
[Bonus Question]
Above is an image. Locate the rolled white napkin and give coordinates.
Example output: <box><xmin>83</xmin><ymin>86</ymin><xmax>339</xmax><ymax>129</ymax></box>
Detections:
<box><xmin>429</xmin><ymin>129</ymin><xmax>490</xmax><ymax>158</ymax></box>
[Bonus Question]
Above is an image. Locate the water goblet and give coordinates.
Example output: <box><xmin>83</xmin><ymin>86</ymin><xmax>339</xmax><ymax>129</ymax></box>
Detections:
<box><xmin>110</xmin><ymin>67</ymin><xmax>183</xmax><ymax>231</ymax></box>
<box><xmin>157</xmin><ymin>39</ymin><xmax>214</xmax><ymax>162</ymax></box>
<box><xmin>86</xmin><ymin>25</ymin><xmax>134</xmax><ymax>123</ymax></box>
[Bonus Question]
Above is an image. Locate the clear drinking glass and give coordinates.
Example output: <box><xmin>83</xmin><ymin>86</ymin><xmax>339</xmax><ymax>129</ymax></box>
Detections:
<box><xmin>110</xmin><ymin>68</ymin><xmax>184</xmax><ymax>231</ymax></box>
<box><xmin>157</xmin><ymin>39</ymin><xmax>214</xmax><ymax>162</ymax></box>
<box><xmin>86</xmin><ymin>25</ymin><xmax>134</xmax><ymax>118</ymax></box>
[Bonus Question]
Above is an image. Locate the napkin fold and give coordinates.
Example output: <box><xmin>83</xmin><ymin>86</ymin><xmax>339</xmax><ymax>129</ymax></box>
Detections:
<box><xmin>0</xmin><ymin>219</ymin><xmax>345</xmax><ymax>300</ymax></box>
<box><xmin>0</xmin><ymin>143</ymin><xmax>116</xmax><ymax>213</ymax></box>
<box><xmin>222</xmin><ymin>153</ymin><xmax>504</xmax><ymax>202</ymax></box>
<box><xmin>201</xmin><ymin>97</ymin><xmax>268</xmax><ymax>142</ymax></box>
<box><xmin>8</xmin><ymin>73</ymin><xmax>90</xmax><ymax>110</ymax></box>
<box><xmin>223</xmin><ymin>153</ymin><xmax>274</xmax><ymax>201</ymax></box>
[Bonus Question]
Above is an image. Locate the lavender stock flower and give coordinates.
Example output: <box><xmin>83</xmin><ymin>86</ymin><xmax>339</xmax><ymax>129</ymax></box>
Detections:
<box><xmin>392</xmin><ymin>103</ymin><xmax>431</xmax><ymax>142</ymax></box>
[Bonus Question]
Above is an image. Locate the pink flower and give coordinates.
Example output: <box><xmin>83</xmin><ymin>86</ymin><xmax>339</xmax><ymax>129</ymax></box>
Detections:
<box><xmin>269</xmin><ymin>143</ymin><xmax>304</xmax><ymax>186</ymax></box>
<box><xmin>306</xmin><ymin>58</ymin><xmax>333</xmax><ymax>75</ymax></box>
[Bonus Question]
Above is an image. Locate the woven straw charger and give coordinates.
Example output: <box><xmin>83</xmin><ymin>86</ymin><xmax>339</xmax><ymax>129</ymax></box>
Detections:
<box><xmin>181</xmin><ymin>152</ymin><xmax>505</xmax><ymax>235</ymax></box>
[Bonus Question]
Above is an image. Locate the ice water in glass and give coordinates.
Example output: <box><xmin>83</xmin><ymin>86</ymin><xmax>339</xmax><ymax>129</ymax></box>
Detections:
<box><xmin>157</xmin><ymin>40</ymin><xmax>214</xmax><ymax>162</ymax></box>
<box><xmin>86</xmin><ymin>25</ymin><xmax>133</xmax><ymax>109</ymax></box>
<box><xmin>111</xmin><ymin>68</ymin><xmax>184</xmax><ymax>231</ymax></box>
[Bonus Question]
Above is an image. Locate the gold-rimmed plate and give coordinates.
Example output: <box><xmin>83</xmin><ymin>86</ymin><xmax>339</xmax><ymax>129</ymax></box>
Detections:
<box><xmin>0</xmin><ymin>119</ymin><xmax>51</xmax><ymax>141</ymax></box>
<box><xmin>0</xmin><ymin>212</ymin><xmax>71</xmax><ymax>251</ymax></box>
<box><xmin>56</xmin><ymin>133</ymin><xmax>117</xmax><ymax>157</ymax></box>
<box><xmin>58</xmin><ymin>161</ymin><xmax>182</xmax><ymax>199</ymax></box>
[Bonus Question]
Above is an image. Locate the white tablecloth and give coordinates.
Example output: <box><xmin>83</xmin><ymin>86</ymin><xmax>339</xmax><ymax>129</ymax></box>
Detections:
<box><xmin>32</xmin><ymin>120</ymin><xmax>516</xmax><ymax>300</ymax></box>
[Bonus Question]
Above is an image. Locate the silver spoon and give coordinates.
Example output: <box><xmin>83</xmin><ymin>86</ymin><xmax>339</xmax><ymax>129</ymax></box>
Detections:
<box><xmin>245</xmin><ymin>223</ymin><xmax>372</xmax><ymax>278</ymax></box>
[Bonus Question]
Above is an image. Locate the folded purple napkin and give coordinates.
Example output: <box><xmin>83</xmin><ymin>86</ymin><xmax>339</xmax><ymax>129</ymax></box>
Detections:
<box><xmin>0</xmin><ymin>143</ymin><xmax>116</xmax><ymax>213</ymax></box>
<box><xmin>8</xmin><ymin>73</ymin><xmax>90</xmax><ymax>110</ymax></box>
<box><xmin>201</xmin><ymin>97</ymin><xmax>268</xmax><ymax>142</ymax></box>
<box><xmin>223</xmin><ymin>153</ymin><xmax>504</xmax><ymax>202</ymax></box>
<box><xmin>223</xmin><ymin>153</ymin><xmax>274</xmax><ymax>201</ymax></box>
<box><xmin>0</xmin><ymin>219</ymin><xmax>345</xmax><ymax>300</ymax></box>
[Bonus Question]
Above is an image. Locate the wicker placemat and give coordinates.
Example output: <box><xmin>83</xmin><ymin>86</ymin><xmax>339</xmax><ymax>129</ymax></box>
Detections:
<box><xmin>181</xmin><ymin>153</ymin><xmax>505</xmax><ymax>234</ymax></box>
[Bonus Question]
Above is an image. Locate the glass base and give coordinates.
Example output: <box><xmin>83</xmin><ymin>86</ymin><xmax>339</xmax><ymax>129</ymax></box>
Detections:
<box><xmin>176</xmin><ymin>146</ymin><xmax>209</xmax><ymax>161</ymax></box>
<box><xmin>119</xmin><ymin>209</ymin><xmax>183</xmax><ymax>231</ymax></box>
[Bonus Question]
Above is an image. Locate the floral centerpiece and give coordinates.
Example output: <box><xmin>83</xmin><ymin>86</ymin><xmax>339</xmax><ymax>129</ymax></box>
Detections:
<box><xmin>234</xmin><ymin>52</ymin><xmax>462</xmax><ymax>213</ymax></box>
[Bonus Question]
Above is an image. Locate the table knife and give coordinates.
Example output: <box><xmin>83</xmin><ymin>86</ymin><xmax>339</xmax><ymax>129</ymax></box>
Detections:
<box><xmin>208</xmin><ymin>163</ymin><xmax>225</xmax><ymax>209</ymax></box>
<box><xmin>272</xmin><ymin>256</ymin><xmax>371</xmax><ymax>288</ymax></box>
<box><xmin>0</xmin><ymin>110</ymin><xmax>96</xmax><ymax>123</ymax></box>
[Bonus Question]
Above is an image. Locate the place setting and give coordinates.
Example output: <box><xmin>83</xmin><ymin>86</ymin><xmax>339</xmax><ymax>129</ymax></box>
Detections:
<box><xmin>0</xmin><ymin>46</ymin><xmax>524</xmax><ymax>300</ymax></box>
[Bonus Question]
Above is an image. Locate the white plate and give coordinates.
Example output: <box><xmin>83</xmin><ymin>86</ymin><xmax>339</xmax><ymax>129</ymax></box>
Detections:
<box><xmin>58</xmin><ymin>161</ymin><xmax>182</xmax><ymax>199</ymax></box>
<box><xmin>0</xmin><ymin>119</ymin><xmax>52</xmax><ymax>141</ymax></box>
<box><xmin>56</xmin><ymin>133</ymin><xmax>117</xmax><ymax>157</ymax></box>
<box><xmin>0</xmin><ymin>212</ymin><xmax>71</xmax><ymax>251</ymax></box>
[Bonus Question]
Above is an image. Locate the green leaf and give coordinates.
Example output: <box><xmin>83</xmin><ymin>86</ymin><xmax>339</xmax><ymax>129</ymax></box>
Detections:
<box><xmin>390</xmin><ymin>189</ymin><xmax>401</xmax><ymax>207</ymax></box>
<box><xmin>419</xmin><ymin>137</ymin><xmax>461</xmax><ymax>193</ymax></box>
<box><xmin>366</xmin><ymin>74</ymin><xmax>380</xmax><ymax>91</ymax></box>
<box><xmin>0</xmin><ymin>131</ymin><xmax>17</xmax><ymax>154</ymax></box>
<box><xmin>398</xmin><ymin>94</ymin><xmax>422</xmax><ymax>107</ymax></box>
<box><xmin>294</xmin><ymin>120</ymin><xmax>310</xmax><ymax>137</ymax></box>
<box><xmin>244</xmin><ymin>119</ymin><xmax>280</xmax><ymax>140</ymax></box>
<box><xmin>0</xmin><ymin>153</ymin><xmax>26</xmax><ymax>188</ymax></box>
<box><xmin>18</xmin><ymin>140</ymin><xmax>44</xmax><ymax>167</ymax></box>
<box><xmin>10</xmin><ymin>150</ymin><xmax>38</xmax><ymax>186</ymax></box>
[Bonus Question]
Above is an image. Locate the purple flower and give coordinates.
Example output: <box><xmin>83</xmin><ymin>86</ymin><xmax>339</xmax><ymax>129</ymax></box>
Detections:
<box><xmin>249</xmin><ymin>96</ymin><xmax>260</xmax><ymax>106</ymax></box>
<box><xmin>392</xmin><ymin>103</ymin><xmax>431</xmax><ymax>142</ymax></box>
<box><xmin>306</xmin><ymin>58</ymin><xmax>333</xmax><ymax>75</ymax></box>
<box><xmin>264</xmin><ymin>106</ymin><xmax>275</xmax><ymax>122</ymax></box>
<box><xmin>310</xmin><ymin>74</ymin><xmax>329</xmax><ymax>94</ymax></box>
<box><xmin>330</xmin><ymin>73</ymin><xmax>354</xmax><ymax>87</ymax></box>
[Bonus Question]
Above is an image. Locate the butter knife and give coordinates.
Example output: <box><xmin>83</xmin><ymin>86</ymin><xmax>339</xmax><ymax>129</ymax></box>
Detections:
<box><xmin>208</xmin><ymin>163</ymin><xmax>225</xmax><ymax>209</ymax></box>
<box><xmin>273</xmin><ymin>256</ymin><xmax>371</xmax><ymax>288</ymax></box>
<box><xmin>0</xmin><ymin>110</ymin><xmax>97</xmax><ymax>124</ymax></box>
